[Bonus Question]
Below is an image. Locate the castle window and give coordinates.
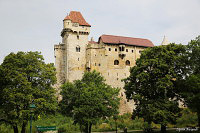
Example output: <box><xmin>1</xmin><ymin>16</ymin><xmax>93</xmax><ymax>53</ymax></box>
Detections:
<box><xmin>95</xmin><ymin>63</ymin><xmax>96</xmax><ymax>66</ymax></box>
<box><xmin>114</xmin><ymin>60</ymin><xmax>119</xmax><ymax>65</ymax></box>
<box><xmin>132</xmin><ymin>50</ymin><xmax>134</xmax><ymax>53</ymax></box>
<box><xmin>115</xmin><ymin>48</ymin><xmax>117</xmax><ymax>51</ymax></box>
<box><xmin>78</xmin><ymin>58</ymin><xmax>79</xmax><ymax>61</ymax></box>
<box><xmin>99</xmin><ymin>63</ymin><xmax>101</xmax><ymax>66</ymax></box>
<box><xmin>77</xmin><ymin>35</ymin><xmax>79</xmax><ymax>40</ymax></box>
<box><xmin>76</xmin><ymin>46</ymin><xmax>80</xmax><ymax>52</ymax></box>
<box><xmin>109</xmin><ymin>48</ymin><xmax>111</xmax><ymax>51</ymax></box>
<box><xmin>119</xmin><ymin>46</ymin><xmax>125</xmax><ymax>51</ymax></box>
<box><xmin>126</xmin><ymin>49</ymin><xmax>128</xmax><ymax>52</ymax></box>
<box><xmin>126</xmin><ymin>60</ymin><xmax>130</xmax><ymax>66</ymax></box>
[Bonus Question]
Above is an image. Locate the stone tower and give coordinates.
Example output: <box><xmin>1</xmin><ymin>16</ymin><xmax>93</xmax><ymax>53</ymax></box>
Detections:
<box><xmin>54</xmin><ymin>11</ymin><xmax>91</xmax><ymax>84</ymax></box>
<box><xmin>161</xmin><ymin>36</ymin><xmax>169</xmax><ymax>45</ymax></box>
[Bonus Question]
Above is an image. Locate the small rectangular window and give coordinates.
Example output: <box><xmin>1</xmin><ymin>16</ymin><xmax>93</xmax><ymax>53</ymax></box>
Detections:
<box><xmin>132</xmin><ymin>50</ymin><xmax>134</xmax><ymax>53</ymax></box>
<box><xmin>115</xmin><ymin>48</ymin><xmax>117</xmax><ymax>51</ymax></box>
<box><xmin>126</xmin><ymin>49</ymin><xmax>128</xmax><ymax>52</ymax></box>
<box><xmin>109</xmin><ymin>48</ymin><xmax>111</xmax><ymax>51</ymax></box>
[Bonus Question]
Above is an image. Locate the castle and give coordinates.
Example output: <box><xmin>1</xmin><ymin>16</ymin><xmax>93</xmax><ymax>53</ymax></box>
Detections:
<box><xmin>54</xmin><ymin>11</ymin><xmax>154</xmax><ymax>114</ymax></box>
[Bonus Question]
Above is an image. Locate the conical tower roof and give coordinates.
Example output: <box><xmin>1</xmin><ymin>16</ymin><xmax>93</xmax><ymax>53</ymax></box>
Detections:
<box><xmin>64</xmin><ymin>11</ymin><xmax>91</xmax><ymax>27</ymax></box>
<box><xmin>161</xmin><ymin>36</ymin><xmax>169</xmax><ymax>45</ymax></box>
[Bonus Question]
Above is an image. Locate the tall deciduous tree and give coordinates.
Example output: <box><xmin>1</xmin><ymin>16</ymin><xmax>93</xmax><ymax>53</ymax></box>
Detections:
<box><xmin>59</xmin><ymin>70</ymin><xmax>120</xmax><ymax>133</ymax></box>
<box><xmin>177</xmin><ymin>36</ymin><xmax>200</xmax><ymax>127</ymax></box>
<box><xmin>124</xmin><ymin>44</ymin><xmax>186</xmax><ymax>132</ymax></box>
<box><xmin>0</xmin><ymin>51</ymin><xmax>57</xmax><ymax>133</ymax></box>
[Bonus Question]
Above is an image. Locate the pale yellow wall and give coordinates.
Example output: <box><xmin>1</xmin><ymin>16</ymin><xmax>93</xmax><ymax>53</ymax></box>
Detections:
<box><xmin>86</xmin><ymin>42</ymin><xmax>146</xmax><ymax>114</ymax></box>
<box><xmin>54</xmin><ymin>44</ymin><xmax>65</xmax><ymax>84</ymax></box>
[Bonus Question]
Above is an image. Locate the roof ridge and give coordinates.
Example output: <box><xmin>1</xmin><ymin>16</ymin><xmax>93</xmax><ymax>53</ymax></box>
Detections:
<box><xmin>100</xmin><ymin>34</ymin><xmax>154</xmax><ymax>47</ymax></box>
<box><xmin>102</xmin><ymin>34</ymin><xmax>150</xmax><ymax>41</ymax></box>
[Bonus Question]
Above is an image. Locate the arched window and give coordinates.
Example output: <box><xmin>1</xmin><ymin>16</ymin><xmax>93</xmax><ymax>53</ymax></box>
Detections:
<box><xmin>76</xmin><ymin>46</ymin><xmax>80</xmax><ymax>52</ymax></box>
<box><xmin>114</xmin><ymin>60</ymin><xmax>119</xmax><ymax>65</ymax></box>
<box><xmin>126</xmin><ymin>60</ymin><xmax>130</xmax><ymax>66</ymax></box>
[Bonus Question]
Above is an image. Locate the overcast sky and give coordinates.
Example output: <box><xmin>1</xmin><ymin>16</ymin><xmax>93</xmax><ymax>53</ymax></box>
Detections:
<box><xmin>0</xmin><ymin>0</ymin><xmax>199</xmax><ymax>63</ymax></box>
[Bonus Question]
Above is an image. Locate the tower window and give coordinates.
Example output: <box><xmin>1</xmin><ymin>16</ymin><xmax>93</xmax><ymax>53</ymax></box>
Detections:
<box><xmin>76</xmin><ymin>46</ymin><xmax>80</xmax><ymax>52</ymax></box>
<box><xmin>77</xmin><ymin>35</ymin><xmax>79</xmax><ymax>40</ymax></box>
<box><xmin>126</xmin><ymin>60</ymin><xmax>130</xmax><ymax>66</ymax></box>
<box><xmin>115</xmin><ymin>48</ymin><xmax>117</xmax><ymax>51</ymax></box>
<box><xmin>78</xmin><ymin>58</ymin><xmax>79</xmax><ymax>61</ymax></box>
<box><xmin>132</xmin><ymin>50</ymin><xmax>134</xmax><ymax>53</ymax></box>
<box><xmin>126</xmin><ymin>49</ymin><xmax>128</xmax><ymax>52</ymax></box>
<box><xmin>99</xmin><ymin>63</ymin><xmax>101</xmax><ymax>66</ymax></box>
<box><xmin>109</xmin><ymin>48</ymin><xmax>111</xmax><ymax>51</ymax></box>
<box><xmin>114</xmin><ymin>60</ymin><xmax>119</xmax><ymax>65</ymax></box>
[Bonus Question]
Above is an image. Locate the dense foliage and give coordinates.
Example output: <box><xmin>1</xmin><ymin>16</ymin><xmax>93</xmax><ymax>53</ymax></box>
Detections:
<box><xmin>59</xmin><ymin>70</ymin><xmax>120</xmax><ymax>133</ymax></box>
<box><xmin>0</xmin><ymin>51</ymin><xmax>58</xmax><ymax>133</ymax></box>
<box><xmin>124</xmin><ymin>44</ymin><xmax>186</xmax><ymax>131</ymax></box>
<box><xmin>176</xmin><ymin>36</ymin><xmax>200</xmax><ymax>127</ymax></box>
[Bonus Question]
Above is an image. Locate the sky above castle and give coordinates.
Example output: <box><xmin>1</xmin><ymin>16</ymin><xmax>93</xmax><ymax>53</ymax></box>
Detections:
<box><xmin>0</xmin><ymin>0</ymin><xmax>199</xmax><ymax>63</ymax></box>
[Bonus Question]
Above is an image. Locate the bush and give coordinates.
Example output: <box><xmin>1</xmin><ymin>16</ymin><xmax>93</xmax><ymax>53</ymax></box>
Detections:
<box><xmin>92</xmin><ymin>113</ymin><xmax>144</xmax><ymax>132</ymax></box>
<box><xmin>26</xmin><ymin>113</ymin><xmax>79</xmax><ymax>133</ymax></box>
<box><xmin>176</xmin><ymin>108</ymin><xmax>198</xmax><ymax>128</ymax></box>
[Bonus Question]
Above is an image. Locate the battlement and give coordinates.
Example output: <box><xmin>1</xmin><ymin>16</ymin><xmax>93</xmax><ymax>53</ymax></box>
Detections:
<box><xmin>54</xmin><ymin>44</ymin><xmax>65</xmax><ymax>50</ymax></box>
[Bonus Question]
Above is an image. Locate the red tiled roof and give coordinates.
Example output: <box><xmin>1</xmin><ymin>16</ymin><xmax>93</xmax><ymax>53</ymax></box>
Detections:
<box><xmin>99</xmin><ymin>35</ymin><xmax>154</xmax><ymax>47</ymax></box>
<box><xmin>88</xmin><ymin>41</ymin><xmax>98</xmax><ymax>44</ymax></box>
<box><xmin>64</xmin><ymin>11</ymin><xmax>91</xmax><ymax>27</ymax></box>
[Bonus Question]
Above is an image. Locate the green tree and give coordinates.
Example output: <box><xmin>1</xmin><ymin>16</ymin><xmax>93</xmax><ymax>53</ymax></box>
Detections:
<box><xmin>0</xmin><ymin>51</ymin><xmax>58</xmax><ymax>133</ymax></box>
<box><xmin>124</xmin><ymin>44</ymin><xmax>186</xmax><ymax>132</ymax></box>
<box><xmin>59</xmin><ymin>70</ymin><xmax>120</xmax><ymax>133</ymax></box>
<box><xmin>177</xmin><ymin>36</ymin><xmax>200</xmax><ymax>127</ymax></box>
